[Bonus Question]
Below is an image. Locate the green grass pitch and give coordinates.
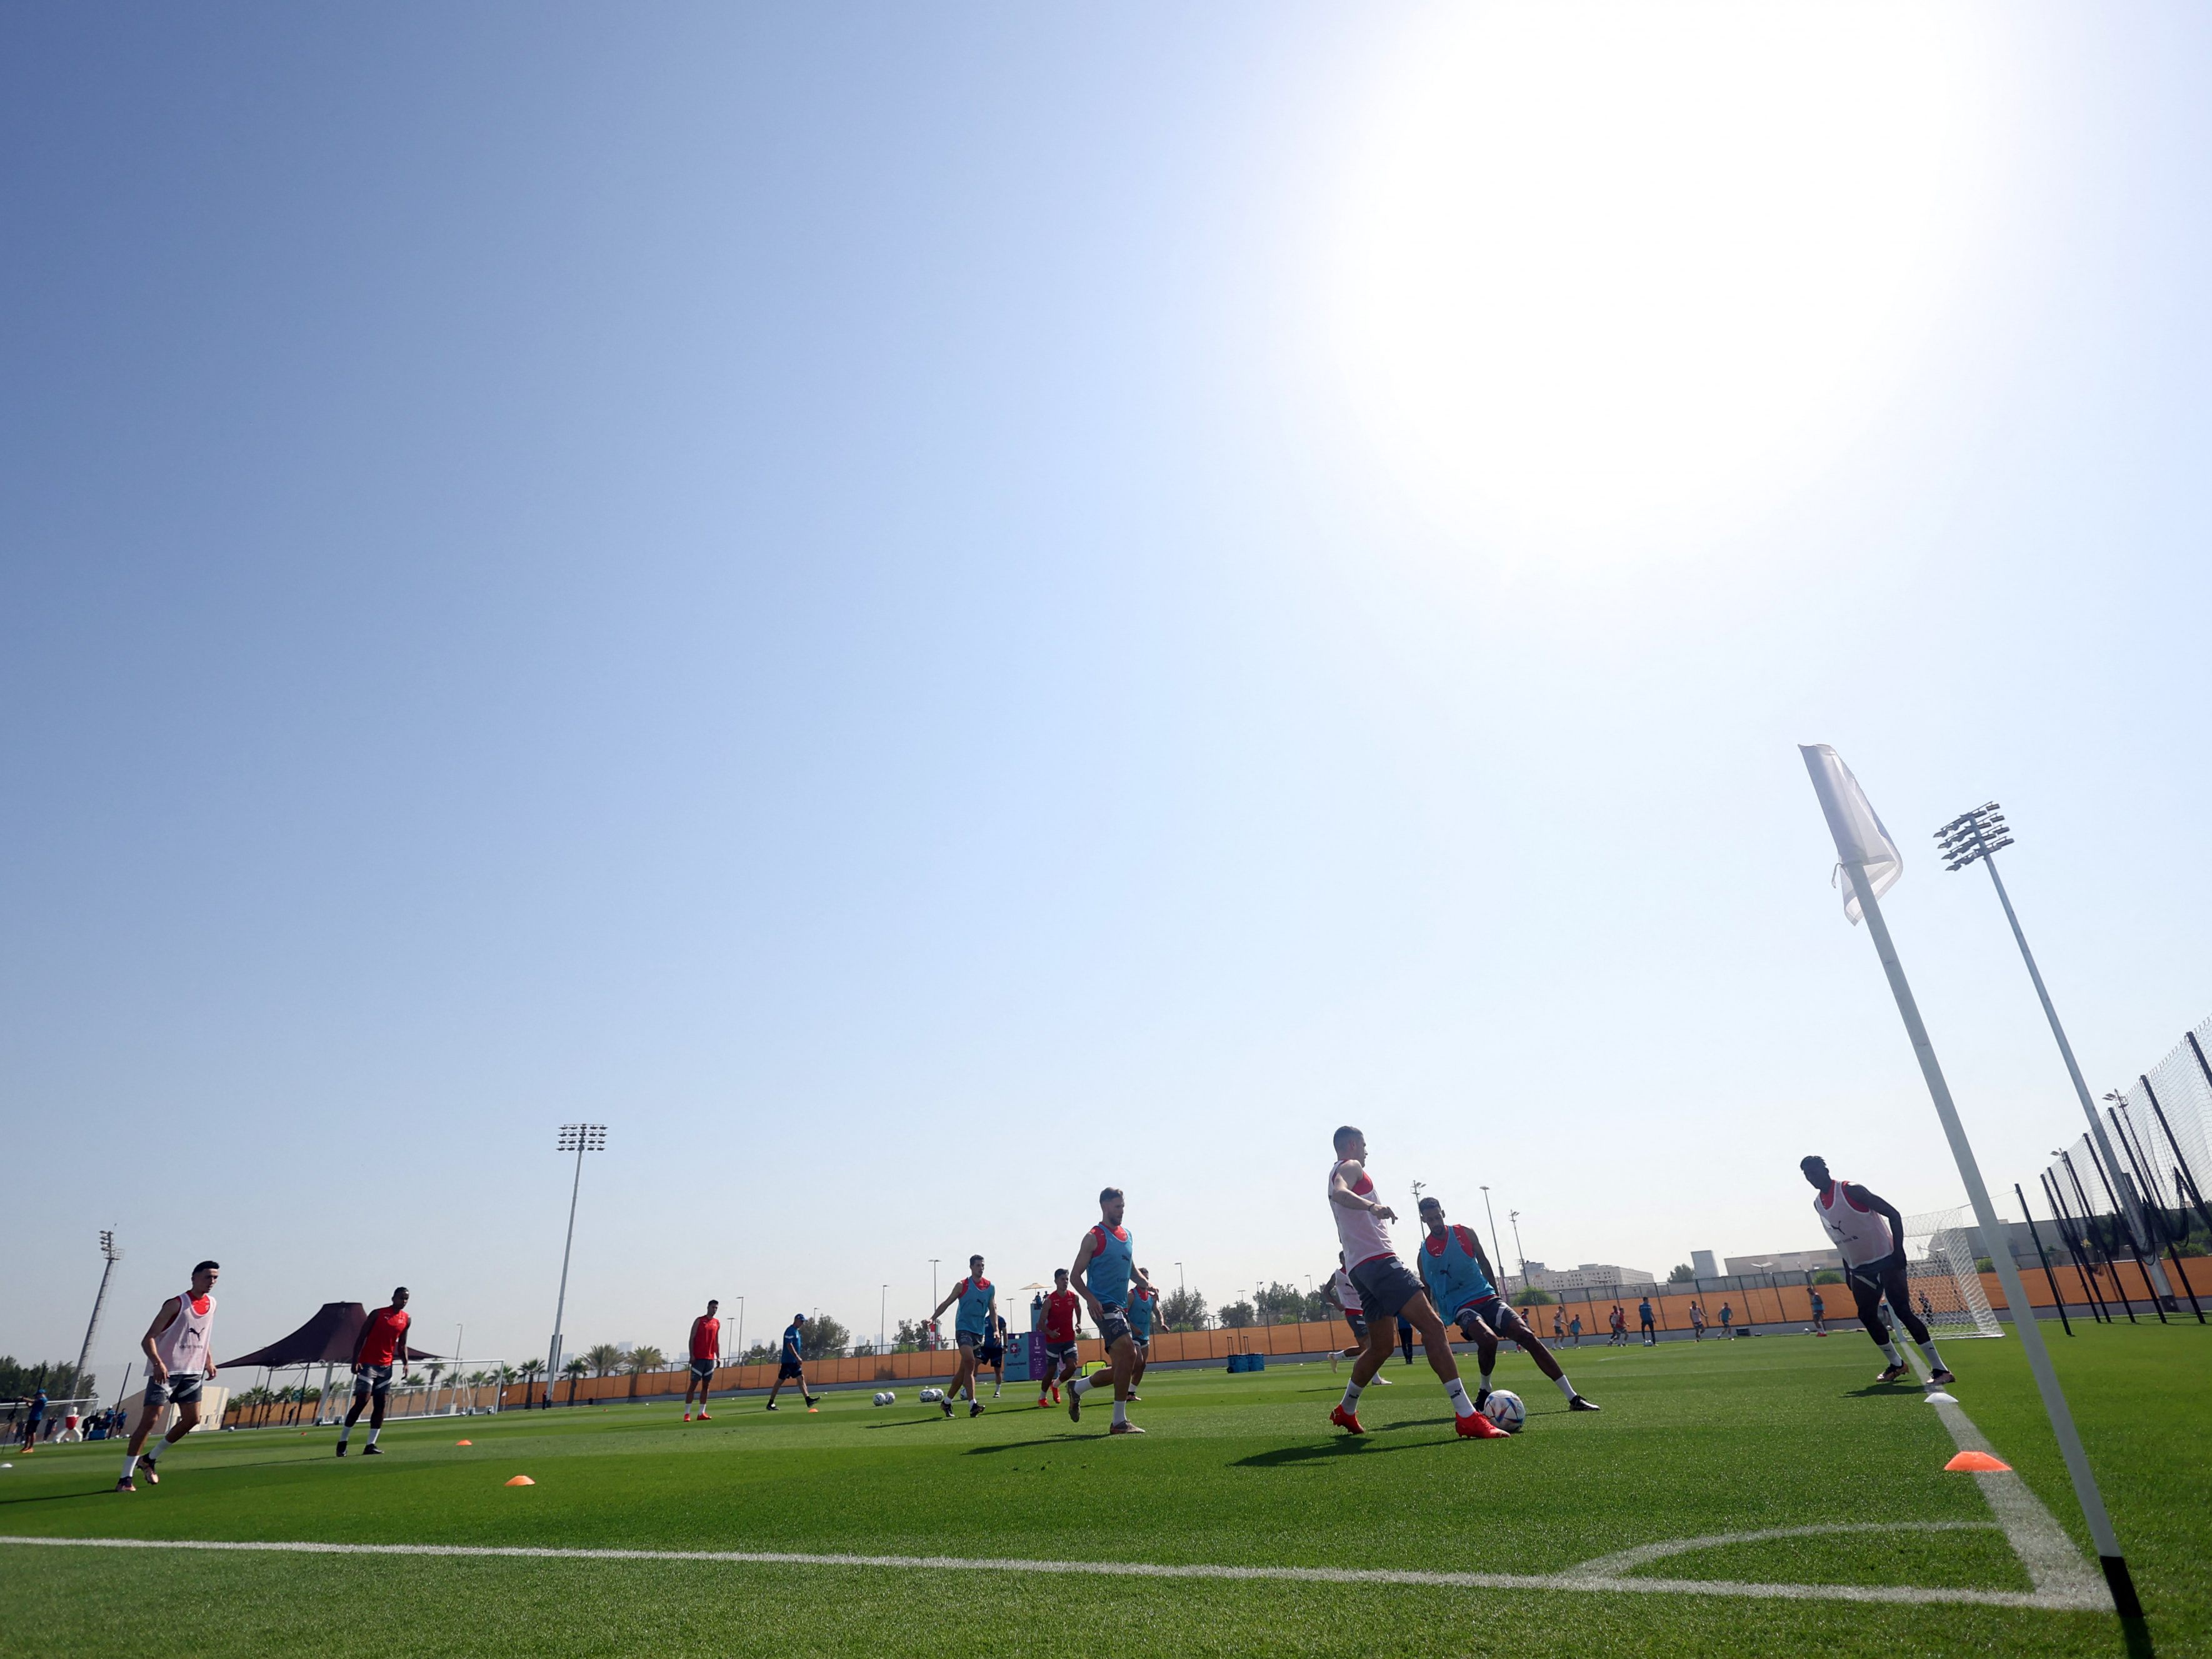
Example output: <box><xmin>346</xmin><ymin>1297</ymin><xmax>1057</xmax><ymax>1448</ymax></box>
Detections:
<box><xmin>3</xmin><ymin>1323</ymin><xmax>2203</xmax><ymax>1656</ymax></box>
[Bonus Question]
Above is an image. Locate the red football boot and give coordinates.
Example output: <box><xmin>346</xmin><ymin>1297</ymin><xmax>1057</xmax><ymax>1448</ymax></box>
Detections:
<box><xmin>1329</xmin><ymin>1404</ymin><xmax>1364</xmax><ymax>1435</ymax></box>
<box><xmin>1454</xmin><ymin>1411</ymin><xmax>1508</xmax><ymax>1440</ymax></box>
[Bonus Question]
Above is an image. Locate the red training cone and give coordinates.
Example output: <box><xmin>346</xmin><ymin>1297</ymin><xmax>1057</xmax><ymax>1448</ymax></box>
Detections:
<box><xmin>455</xmin><ymin>1440</ymin><xmax>472</xmax><ymax>1446</ymax></box>
<box><xmin>1944</xmin><ymin>1451</ymin><xmax>2010</xmax><ymax>1473</ymax></box>
<box><xmin>504</xmin><ymin>1475</ymin><xmax>536</xmax><ymax>1486</ymax></box>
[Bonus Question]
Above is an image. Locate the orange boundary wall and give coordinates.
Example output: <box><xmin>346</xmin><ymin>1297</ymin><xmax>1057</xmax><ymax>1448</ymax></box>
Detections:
<box><xmin>223</xmin><ymin>1258</ymin><xmax>2211</xmax><ymax>1423</ymax></box>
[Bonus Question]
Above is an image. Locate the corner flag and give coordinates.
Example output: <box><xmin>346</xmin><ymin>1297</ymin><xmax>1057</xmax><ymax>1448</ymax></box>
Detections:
<box><xmin>1799</xmin><ymin>743</ymin><xmax>1900</xmax><ymax>924</ymax></box>
<box><xmin>1798</xmin><ymin>744</ymin><xmax>2141</xmax><ymax>1620</ymax></box>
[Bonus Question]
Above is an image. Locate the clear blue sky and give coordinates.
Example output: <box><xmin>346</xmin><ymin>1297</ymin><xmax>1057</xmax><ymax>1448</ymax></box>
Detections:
<box><xmin>6</xmin><ymin>3</ymin><xmax>2209</xmax><ymax>1378</ymax></box>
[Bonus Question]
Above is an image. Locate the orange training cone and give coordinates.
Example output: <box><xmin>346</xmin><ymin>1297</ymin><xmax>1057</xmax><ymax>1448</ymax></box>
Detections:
<box><xmin>1944</xmin><ymin>1450</ymin><xmax>2010</xmax><ymax>1473</ymax></box>
<box><xmin>456</xmin><ymin>1440</ymin><xmax>472</xmax><ymax>1446</ymax></box>
<box><xmin>504</xmin><ymin>1475</ymin><xmax>536</xmax><ymax>1486</ymax></box>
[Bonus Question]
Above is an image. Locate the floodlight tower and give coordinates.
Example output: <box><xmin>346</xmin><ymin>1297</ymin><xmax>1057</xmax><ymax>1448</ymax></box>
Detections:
<box><xmin>73</xmin><ymin>1231</ymin><xmax>123</xmax><ymax>1395</ymax></box>
<box><xmin>1479</xmin><ymin>1186</ymin><xmax>1504</xmax><ymax>1278</ymax></box>
<box><xmin>1935</xmin><ymin>804</ymin><xmax>2175</xmax><ymax>1306</ymax></box>
<box><xmin>545</xmin><ymin>1124</ymin><xmax>608</xmax><ymax>1400</ymax></box>
<box><xmin>1509</xmin><ymin>1211</ymin><xmax>1527</xmax><ymax>1284</ymax></box>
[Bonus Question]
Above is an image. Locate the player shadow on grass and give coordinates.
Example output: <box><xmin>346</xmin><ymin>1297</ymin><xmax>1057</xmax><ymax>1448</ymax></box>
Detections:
<box><xmin>964</xmin><ymin>1438</ymin><xmax>1108</xmax><ymax>1455</ymax></box>
<box><xmin>1232</xmin><ymin>1438</ymin><xmax>1442</xmax><ymax>1468</ymax></box>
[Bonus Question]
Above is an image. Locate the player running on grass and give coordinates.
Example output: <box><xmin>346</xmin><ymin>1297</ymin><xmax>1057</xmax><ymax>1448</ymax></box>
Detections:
<box><xmin>1801</xmin><ymin>1156</ymin><xmax>1955</xmax><ymax>1385</ymax></box>
<box><xmin>929</xmin><ymin>1255</ymin><xmax>996</xmax><ymax>1418</ymax></box>
<box><xmin>1036</xmin><ymin>1269</ymin><xmax>1081</xmax><ymax>1407</ymax></box>
<box><xmin>337</xmin><ymin>1286</ymin><xmax>413</xmax><ymax>1455</ymax></box>
<box><xmin>1124</xmin><ymin>1266</ymin><xmax>1159</xmax><ymax>1398</ymax></box>
<box><xmin>117</xmin><ymin>1260</ymin><xmax>219</xmax><ymax>1493</ymax></box>
<box><xmin>766</xmin><ymin>1314</ymin><xmax>819</xmax><ymax>1411</ymax></box>
<box><xmin>1065</xmin><ymin>1187</ymin><xmax>1143</xmax><ymax>1435</ymax></box>
<box><xmin>1414</xmin><ymin>1197</ymin><xmax>1598</xmax><ymax>1415</ymax></box>
<box><xmin>979</xmin><ymin>1311</ymin><xmax>1009</xmax><ymax>1399</ymax></box>
<box><xmin>1325</xmin><ymin>1129</ymin><xmax>1506</xmax><ymax>1441</ymax></box>
<box><xmin>683</xmin><ymin>1300</ymin><xmax>721</xmax><ymax>1421</ymax></box>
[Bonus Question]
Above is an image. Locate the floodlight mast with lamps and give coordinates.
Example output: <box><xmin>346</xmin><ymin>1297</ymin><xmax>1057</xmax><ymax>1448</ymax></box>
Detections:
<box><xmin>1935</xmin><ymin>803</ymin><xmax>2175</xmax><ymax>1308</ymax></box>
<box><xmin>545</xmin><ymin>1124</ymin><xmax>607</xmax><ymax>1401</ymax></box>
<box><xmin>73</xmin><ymin>1230</ymin><xmax>123</xmax><ymax>1393</ymax></box>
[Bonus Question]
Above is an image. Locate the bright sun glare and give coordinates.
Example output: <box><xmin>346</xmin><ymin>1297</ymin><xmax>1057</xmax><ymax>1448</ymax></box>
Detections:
<box><xmin>1332</xmin><ymin>4</ymin><xmax>1996</xmax><ymax>559</ymax></box>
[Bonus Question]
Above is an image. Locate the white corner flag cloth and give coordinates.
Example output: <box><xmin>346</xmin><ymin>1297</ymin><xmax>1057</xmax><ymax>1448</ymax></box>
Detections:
<box><xmin>1798</xmin><ymin>744</ymin><xmax>1901</xmax><ymax>925</ymax></box>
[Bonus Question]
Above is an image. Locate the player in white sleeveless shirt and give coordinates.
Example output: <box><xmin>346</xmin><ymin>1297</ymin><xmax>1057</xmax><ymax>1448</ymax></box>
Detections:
<box><xmin>1800</xmin><ymin>1156</ymin><xmax>1953</xmax><ymax>1386</ymax></box>
<box><xmin>118</xmin><ymin>1260</ymin><xmax>221</xmax><ymax>1493</ymax></box>
<box><xmin>1325</xmin><ymin>1126</ymin><xmax>1505</xmax><ymax>1440</ymax></box>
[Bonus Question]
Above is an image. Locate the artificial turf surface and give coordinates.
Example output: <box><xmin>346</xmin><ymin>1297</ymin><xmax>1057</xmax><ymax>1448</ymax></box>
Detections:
<box><xmin>1</xmin><ymin>1321</ymin><xmax>2203</xmax><ymax>1656</ymax></box>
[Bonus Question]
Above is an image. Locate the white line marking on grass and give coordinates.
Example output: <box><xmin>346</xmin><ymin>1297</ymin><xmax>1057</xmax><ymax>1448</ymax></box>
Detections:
<box><xmin>1904</xmin><ymin>1353</ymin><xmax>2108</xmax><ymax>1607</ymax></box>
<box><xmin>1566</xmin><ymin>1520</ymin><xmax>1998</xmax><ymax>1580</ymax></box>
<box><xmin>0</xmin><ymin>1535</ymin><xmax>2103</xmax><ymax>1611</ymax></box>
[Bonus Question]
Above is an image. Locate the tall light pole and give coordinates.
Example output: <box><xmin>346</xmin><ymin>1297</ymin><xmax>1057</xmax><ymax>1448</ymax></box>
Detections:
<box><xmin>1174</xmin><ymin>1261</ymin><xmax>1184</xmax><ymax>1295</ymax></box>
<box><xmin>1937</xmin><ymin>804</ymin><xmax>2175</xmax><ymax>1307</ymax></box>
<box><xmin>1479</xmin><ymin>1186</ymin><xmax>1504</xmax><ymax>1279</ymax></box>
<box><xmin>1509</xmin><ymin>1211</ymin><xmax>1527</xmax><ymax>1283</ymax></box>
<box><xmin>74</xmin><ymin>1231</ymin><xmax>123</xmax><ymax>1395</ymax></box>
<box><xmin>880</xmin><ymin>1285</ymin><xmax>888</xmax><ymax>1353</ymax></box>
<box><xmin>730</xmin><ymin>1296</ymin><xmax>744</xmax><ymax>1363</ymax></box>
<box><xmin>546</xmin><ymin>1123</ymin><xmax>606</xmax><ymax>1401</ymax></box>
<box><xmin>929</xmin><ymin>1259</ymin><xmax>941</xmax><ymax>1322</ymax></box>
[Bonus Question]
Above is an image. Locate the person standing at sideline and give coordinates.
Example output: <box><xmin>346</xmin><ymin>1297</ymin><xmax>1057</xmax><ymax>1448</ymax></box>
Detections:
<box><xmin>1638</xmin><ymin>1296</ymin><xmax>1656</xmax><ymax>1346</ymax></box>
<box><xmin>118</xmin><ymin>1261</ymin><xmax>220</xmax><ymax>1493</ymax></box>
<box><xmin>337</xmin><ymin>1287</ymin><xmax>413</xmax><ymax>1456</ymax></box>
<box><xmin>683</xmin><ymin>1300</ymin><xmax>721</xmax><ymax>1421</ymax></box>
<box><xmin>1809</xmin><ymin>1288</ymin><xmax>1828</xmax><ymax>1335</ymax></box>
<box><xmin>17</xmin><ymin>1388</ymin><xmax>48</xmax><ymax>1451</ymax></box>
<box><xmin>1568</xmin><ymin>1313</ymin><xmax>1582</xmax><ymax>1346</ymax></box>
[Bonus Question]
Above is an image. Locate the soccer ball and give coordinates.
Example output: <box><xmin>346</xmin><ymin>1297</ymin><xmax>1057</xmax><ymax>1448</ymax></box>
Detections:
<box><xmin>872</xmin><ymin>1391</ymin><xmax>896</xmax><ymax>1406</ymax></box>
<box><xmin>919</xmin><ymin>1388</ymin><xmax>942</xmax><ymax>1404</ymax></box>
<box><xmin>1482</xmin><ymin>1390</ymin><xmax>1526</xmax><ymax>1433</ymax></box>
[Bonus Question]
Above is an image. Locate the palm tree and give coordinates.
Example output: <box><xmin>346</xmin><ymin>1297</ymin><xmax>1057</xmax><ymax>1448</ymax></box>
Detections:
<box><xmin>624</xmin><ymin>1345</ymin><xmax>667</xmax><ymax>1398</ymax></box>
<box><xmin>584</xmin><ymin>1343</ymin><xmax>624</xmax><ymax>1380</ymax></box>
<box><xmin>563</xmin><ymin>1356</ymin><xmax>589</xmax><ymax>1406</ymax></box>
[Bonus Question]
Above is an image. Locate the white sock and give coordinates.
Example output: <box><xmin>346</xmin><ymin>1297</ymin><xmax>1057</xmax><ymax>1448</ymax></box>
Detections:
<box><xmin>1070</xmin><ymin>1375</ymin><xmax>1091</xmax><ymax>1397</ymax></box>
<box><xmin>337</xmin><ymin>1425</ymin><xmax>352</xmax><ymax>1446</ymax></box>
<box><xmin>1443</xmin><ymin>1378</ymin><xmax>1476</xmax><ymax>1418</ymax></box>
<box><xmin>1918</xmin><ymin>1340</ymin><xmax>1944</xmax><ymax>1369</ymax></box>
<box><xmin>1339</xmin><ymin>1378</ymin><xmax>1364</xmax><ymax>1411</ymax></box>
<box><xmin>1479</xmin><ymin>1360</ymin><xmax>1494</xmax><ymax>1386</ymax></box>
<box><xmin>1111</xmin><ymin>1400</ymin><xmax>1128</xmax><ymax>1426</ymax></box>
<box><xmin>1554</xmin><ymin>1374</ymin><xmax>1577</xmax><ymax>1400</ymax></box>
<box><xmin>121</xmin><ymin>1453</ymin><xmax>138</xmax><ymax>1478</ymax></box>
<box><xmin>1879</xmin><ymin>1341</ymin><xmax>1902</xmax><ymax>1364</ymax></box>
<box><xmin>366</xmin><ymin>1428</ymin><xmax>379</xmax><ymax>1446</ymax></box>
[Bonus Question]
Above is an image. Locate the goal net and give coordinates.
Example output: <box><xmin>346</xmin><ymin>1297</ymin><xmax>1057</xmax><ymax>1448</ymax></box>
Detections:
<box><xmin>1898</xmin><ymin>1206</ymin><xmax>2002</xmax><ymax>1338</ymax></box>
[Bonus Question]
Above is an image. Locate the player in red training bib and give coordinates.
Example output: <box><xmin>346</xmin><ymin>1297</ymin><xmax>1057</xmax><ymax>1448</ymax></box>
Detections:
<box><xmin>1036</xmin><ymin>1269</ymin><xmax>1081</xmax><ymax>1408</ymax></box>
<box><xmin>338</xmin><ymin>1287</ymin><xmax>413</xmax><ymax>1456</ymax></box>
<box><xmin>684</xmin><ymin>1300</ymin><xmax>722</xmax><ymax>1421</ymax></box>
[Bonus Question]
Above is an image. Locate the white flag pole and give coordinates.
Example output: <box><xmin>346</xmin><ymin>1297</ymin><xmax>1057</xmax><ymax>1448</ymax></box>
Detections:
<box><xmin>1816</xmin><ymin>821</ymin><xmax>2141</xmax><ymax>1616</ymax></box>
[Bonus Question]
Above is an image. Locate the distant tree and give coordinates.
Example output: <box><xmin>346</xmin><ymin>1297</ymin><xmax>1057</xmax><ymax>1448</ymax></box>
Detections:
<box><xmin>563</xmin><ymin>1356</ymin><xmax>590</xmax><ymax>1405</ymax></box>
<box><xmin>739</xmin><ymin>1343</ymin><xmax>776</xmax><ymax>1366</ymax></box>
<box><xmin>625</xmin><ymin>1346</ymin><xmax>667</xmax><ymax>1396</ymax></box>
<box><xmin>1219</xmin><ymin>1299</ymin><xmax>1255</xmax><ymax>1329</ymax></box>
<box><xmin>893</xmin><ymin>1318</ymin><xmax>928</xmax><ymax>1350</ymax></box>
<box><xmin>851</xmin><ymin>1341</ymin><xmax>876</xmax><ymax>1356</ymax></box>
<box><xmin>584</xmin><ymin>1343</ymin><xmax>625</xmax><ymax>1379</ymax></box>
<box><xmin>1811</xmin><ymin>1270</ymin><xmax>1844</xmax><ymax>1284</ymax></box>
<box><xmin>1511</xmin><ymin>1288</ymin><xmax>1556</xmax><ymax>1306</ymax></box>
<box><xmin>1255</xmin><ymin>1281</ymin><xmax>1318</xmax><ymax>1326</ymax></box>
<box><xmin>1159</xmin><ymin>1288</ymin><xmax>1208</xmax><ymax>1331</ymax></box>
<box><xmin>801</xmin><ymin>1315</ymin><xmax>849</xmax><ymax>1360</ymax></box>
<box><xmin>1668</xmin><ymin>1264</ymin><xmax>1697</xmax><ymax>1284</ymax></box>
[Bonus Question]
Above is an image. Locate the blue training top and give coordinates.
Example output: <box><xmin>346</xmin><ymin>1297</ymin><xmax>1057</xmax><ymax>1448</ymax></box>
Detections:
<box><xmin>781</xmin><ymin>1323</ymin><xmax>804</xmax><ymax>1362</ymax></box>
<box><xmin>1416</xmin><ymin>1224</ymin><xmax>1497</xmax><ymax>1319</ymax></box>
<box><xmin>953</xmin><ymin>1276</ymin><xmax>994</xmax><ymax>1336</ymax></box>
<box><xmin>1127</xmin><ymin>1284</ymin><xmax>1154</xmax><ymax>1339</ymax></box>
<box><xmin>1085</xmin><ymin>1224</ymin><xmax>1134</xmax><ymax>1309</ymax></box>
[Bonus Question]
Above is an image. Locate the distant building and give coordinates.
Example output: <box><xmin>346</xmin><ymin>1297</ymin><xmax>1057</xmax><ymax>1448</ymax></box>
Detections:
<box><xmin>1691</xmin><ymin>1250</ymin><xmax>1717</xmax><ymax>1279</ymax></box>
<box><xmin>1724</xmin><ymin>1250</ymin><xmax>1842</xmax><ymax>1277</ymax></box>
<box><xmin>1518</xmin><ymin>1261</ymin><xmax>1656</xmax><ymax>1293</ymax></box>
